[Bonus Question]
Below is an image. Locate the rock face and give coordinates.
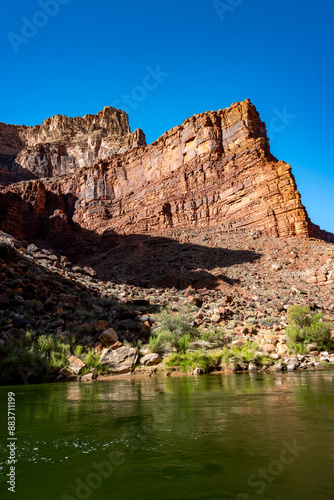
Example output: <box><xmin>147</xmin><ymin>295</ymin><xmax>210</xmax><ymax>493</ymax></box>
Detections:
<box><xmin>0</xmin><ymin>106</ymin><xmax>146</xmax><ymax>185</ymax></box>
<box><xmin>100</xmin><ymin>346</ymin><xmax>138</xmax><ymax>373</ymax></box>
<box><xmin>0</xmin><ymin>99</ymin><xmax>333</xmax><ymax>246</ymax></box>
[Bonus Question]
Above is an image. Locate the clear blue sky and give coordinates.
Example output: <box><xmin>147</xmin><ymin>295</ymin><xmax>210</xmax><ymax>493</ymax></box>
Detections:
<box><xmin>1</xmin><ymin>0</ymin><xmax>333</xmax><ymax>233</ymax></box>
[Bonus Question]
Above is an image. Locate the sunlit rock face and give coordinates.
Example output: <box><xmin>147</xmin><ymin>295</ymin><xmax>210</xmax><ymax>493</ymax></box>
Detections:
<box><xmin>0</xmin><ymin>106</ymin><xmax>146</xmax><ymax>185</ymax></box>
<box><xmin>0</xmin><ymin>99</ymin><xmax>333</xmax><ymax>245</ymax></box>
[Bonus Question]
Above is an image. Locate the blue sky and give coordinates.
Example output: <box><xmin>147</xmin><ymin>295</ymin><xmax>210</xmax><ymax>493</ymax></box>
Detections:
<box><xmin>1</xmin><ymin>0</ymin><xmax>333</xmax><ymax>233</ymax></box>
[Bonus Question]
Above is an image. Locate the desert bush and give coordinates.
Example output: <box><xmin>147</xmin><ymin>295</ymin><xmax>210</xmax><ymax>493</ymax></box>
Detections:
<box><xmin>285</xmin><ymin>305</ymin><xmax>332</xmax><ymax>351</ymax></box>
<box><xmin>200</xmin><ymin>325</ymin><xmax>226</xmax><ymax>344</ymax></box>
<box><xmin>75</xmin><ymin>324</ymin><xmax>93</xmax><ymax>336</ymax></box>
<box><xmin>228</xmin><ymin>342</ymin><xmax>273</xmax><ymax>366</ymax></box>
<box><xmin>149</xmin><ymin>303</ymin><xmax>198</xmax><ymax>353</ymax></box>
<box><xmin>165</xmin><ymin>350</ymin><xmax>221</xmax><ymax>373</ymax></box>
<box><xmin>148</xmin><ymin>334</ymin><xmax>165</xmax><ymax>353</ymax></box>
<box><xmin>74</xmin><ymin>309</ymin><xmax>95</xmax><ymax>321</ymax></box>
<box><xmin>74</xmin><ymin>345</ymin><xmax>84</xmax><ymax>357</ymax></box>
<box><xmin>288</xmin><ymin>342</ymin><xmax>309</xmax><ymax>355</ymax></box>
<box><xmin>153</xmin><ymin>302</ymin><xmax>195</xmax><ymax>336</ymax></box>
<box><xmin>0</xmin><ymin>332</ymin><xmax>72</xmax><ymax>383</ymax></box>
<box><xmin>306</xmin><ymin>318</ymin><xmax>332</xmax><ymax>351</ymax></box>
<box><xmin>24</xmin><ymin>299</ymin><xmax>44</xmax><ymax>314</ymax></box>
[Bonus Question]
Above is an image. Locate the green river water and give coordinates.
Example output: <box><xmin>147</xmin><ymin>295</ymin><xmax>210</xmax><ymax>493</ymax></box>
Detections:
<box><xmin>1</xmin><ymin>370</ymin><xmax>334</xmax><ymax>500</ymax></box>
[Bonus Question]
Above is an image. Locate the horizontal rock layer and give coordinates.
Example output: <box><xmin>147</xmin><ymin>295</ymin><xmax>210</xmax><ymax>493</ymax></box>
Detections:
<box><xmin>0</xmin><ymin>99</ymin><xmax>333</xmax><ymax>246</ymax></box>
<box><xmin>0</xmin><ymin>106</ymin><xmax>146</xmax><ymax>185</ymax></box>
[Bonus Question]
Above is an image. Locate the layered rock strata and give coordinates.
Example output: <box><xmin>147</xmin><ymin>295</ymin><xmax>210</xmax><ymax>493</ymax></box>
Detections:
<box><xmin>0</xmin><ymin>106</ymin><xmax>146</xmax><ymax>185</ymax></box>
<box><xmin>0</xmin><ymin>99</ymin><xmax>333</xmax><ymax>246</ymax></box>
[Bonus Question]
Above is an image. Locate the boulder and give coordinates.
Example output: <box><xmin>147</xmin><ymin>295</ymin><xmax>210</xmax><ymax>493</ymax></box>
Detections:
<box><xmin>306</xmin><ymin>342</ymin><xmax>318</xmax><ymax>352</ymax></box>
<box><xmin>188</xmin><ymin>340</ymin><xmax>217</xmax><ymax>350</ymax></box>
<box><xmin>27</xmin><ymin>243</ymin><xmax>38</xmax><ymax>253</ymax></box>
<box><xmin>286</xmin><ymin>358</ymin><xmax>299</xmax><ymax>371</ymax></box>
<box><xmin>261</xmin><ymin>343</ymin><xmax>276</xmax><ymax>353</ymax></box>
<box><xmin>230</xmin><ymin>362</ymin><xmax>248</xmax><ymax>371</ymax></box>
<box><xmin>111</xmin><ymin>341</ymin><xmax>123</xmax><ymax>350</ymax></box>
<box><xmin>188</xmin><ymin>296</ymin><xmax>203</xmax><ymax>308</ymax></box>
<box><xmin>99</xmin><ymin>328</ymin><xmax>118</xmax><ymax>345</ymax></box>
<box><xmin>92</xmin><ymin>320</ymin><xmax>110</xmax><ymax>332</ymax></box>
<box><xmin>59</xmin><ymin>367</ymin><xmax>73</xmax><ymax>378</ymax></box>
<box><xmin>116</xmin><ymin>319</ymin><xmax>137</xmax><ymax>329</ymax></box>
<box><xmin>211</xmin><ymin>313</ymin><xmax>221</xmax><ymax>323</ymax></box>
<box><xmin>68</xmin><ymin>355</ymin><xmax>86</xmax><ymax>375</ymax></box>
<box><xmin>277</xmin><ymin>342</ymin><xmax>288</xmax><ymax>356</ymax></box>
<box><xmin>232</xmin><ymin>339</ymin><xmax>246</xmax><ymax>348</ymax></box>
<box><xmin>140</xmin><ymin>353</ymin><xmax>161</xmax><ymax>366</ymax></box>
<box><xmin>94</xmin><ymin>342</ymin><xmax>103</xmax><ymax>353</ymax></box>
<box><xmin>100</xmin><ymin>346</ymin><xmax>138</xmax><ymax>374</ymax></box>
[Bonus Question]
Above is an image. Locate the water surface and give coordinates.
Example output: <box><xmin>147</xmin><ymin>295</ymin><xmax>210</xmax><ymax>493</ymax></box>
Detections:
<box><xmin>1</xmin><ymin>371</ymin><xmax>334</xmax><ymax>500</ymax></box>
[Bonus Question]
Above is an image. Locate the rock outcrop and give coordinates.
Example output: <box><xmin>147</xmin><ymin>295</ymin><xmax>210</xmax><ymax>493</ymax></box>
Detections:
<box><xmin>0</xmin><ymin>99</ymin><xmax>333</xmax><ymax>246</ymax></box>
<box><xmin>0</xmin><ymin>106</ymin><xmax>146</xmax><ymax>185</ymax></box>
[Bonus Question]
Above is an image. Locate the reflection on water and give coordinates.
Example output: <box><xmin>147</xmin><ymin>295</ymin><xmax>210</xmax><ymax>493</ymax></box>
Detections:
<box><xmin>0</xmin><ymin>371</ymin><xmax>334</xmax><ymax>500</ymax></box>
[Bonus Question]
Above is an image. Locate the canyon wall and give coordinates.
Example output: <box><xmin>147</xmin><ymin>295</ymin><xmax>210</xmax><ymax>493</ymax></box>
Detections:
<box><xmin>0</xmin><ymin>99</ymin><xmax>333</xmax><ymax>248</ymax></box>
<box><xmin>0</xmin><ymin>106</ymin><xmax>146</xmax><ymax>185</ymax></box>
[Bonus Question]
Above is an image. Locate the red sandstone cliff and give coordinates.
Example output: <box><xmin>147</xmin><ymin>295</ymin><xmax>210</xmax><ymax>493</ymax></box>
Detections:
<box><xmin>0</xmin><ymin>99</ymin><xmax>333</xmax><ymax>247</ymax></box>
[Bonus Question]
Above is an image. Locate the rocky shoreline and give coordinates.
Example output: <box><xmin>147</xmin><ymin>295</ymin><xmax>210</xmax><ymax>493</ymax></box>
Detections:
<box><xmin>1</xmin><ymin>230</ymin><xmax>333</xmax><ymax>386</ymax></box>
<box><xmin>74</xmin><ymin>345</ymin><xmax>334</xmax><ymax>383</ymax></box>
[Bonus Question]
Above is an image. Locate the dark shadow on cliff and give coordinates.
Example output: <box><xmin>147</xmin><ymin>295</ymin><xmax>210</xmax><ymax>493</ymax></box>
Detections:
<box><xmin>0</xmin><ymin>160</ymin><xmax>39</xmax><ymax>186</ymax></box>
<box><xmin>83</xmin><ymin>232</ymin><xmax>260</xmax><ymax>290</ymax></box>
<box><xmin>0</xmin><ymin>189</ymin><xmax>261</xmax><ymax>290</ymax></box>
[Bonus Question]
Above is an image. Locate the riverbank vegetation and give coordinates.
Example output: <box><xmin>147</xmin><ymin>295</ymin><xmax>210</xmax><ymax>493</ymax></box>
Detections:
<box><xmin>1</xmin><ymin>303</ymin><xmax>333</xmax><ymax>385</ymax></box>
<box><xmin>285</xmin><ymin>305</ymin><xmax>333</xmax><ymax>352</ymax></box>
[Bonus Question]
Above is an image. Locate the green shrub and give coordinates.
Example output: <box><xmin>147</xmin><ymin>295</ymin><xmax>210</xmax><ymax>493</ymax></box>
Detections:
<box><xmin>83</xmin><ymin>350</ymin><xmax>100</xmax><ymax>370</ymax></box>
<box><xmin>220</xmin><ymin>342</ymin><xmax>273</xmax><ymax>367</ymax></box>
<box><xmin>288</xmin><ymin>305</ymin><xmax>313</xmax><ymax>328</ymax></box>
<box><xmin>284</xmin><ymin>325</ymin><xmax>305</xmax><ymax>344</ymax></box>
<box><xmin>306</xmin><ymin>317</ymin><xmax>332</xmax><ymax>351</ymax></box>
<box><xmin>74</xmin><ymin>324</ymin><xmax>93</xmax><ymax>337</ymax></box>
<box><xmin>165</xmin><ymin>350</ymin><xmax>221</xmax><ymax>373</ymax></box>
<box><xmin>285</xmin><ymin>305</ymin><xmax>333</xmax><ymax>351</ymax></box>
<box><xmin>152</xmin><ymin>302</ymin><xmax>195</xmax><ymax>337</ymax></box>
<box><xmin>148</xmin><ymin>329</ymin><xmax>192</xmax><ymax>354</ymax></box>
<box><xmin>148</xmin><ymin>334</ymin><xmax>165</xmax><ymax>353</ymax></box>
<box><xmin>74</xmin><ymin>345</ymin><xmax>84</xmax><ymax>357</ymax></box>
<box><xmin>0</xmin><ymin>332</ymin><xmax>72</xmax><ymax>383</ymax></box>
<box><xmin>24</xmin><ymin>299</ymin><xmax>43</xmax><ymax>314</ymax></box>
<box><xmin>172</xmin><ymin>333</ymin><xmax>192</xmax><ymax>353</ymax></box>
<box><xmin>149</xmin><ymin>303</ymin><xmax>198</xmax><ymax>354</ymax></box>
<box><xmin>231</xmin><ymin>342</ymin><xmax>260</xmax><ymax>362</ymax></box>
<box><xmin>200</xmin><ymin>326</ymin><xmax>226</xmax><ymax>344</ymax></box>
<box><xmin>288</xmin><ymin>342</ymin><xmax>309</xmax><ymax>355</ymax></box>
<box><xmin>74</xmin><ymin>309</ymin><xmax>95</xmax><ymax>321</ymax></box>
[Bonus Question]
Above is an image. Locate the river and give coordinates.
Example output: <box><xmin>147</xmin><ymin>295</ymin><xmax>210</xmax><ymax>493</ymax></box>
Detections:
<box><xmin>1</xmin><ymin>371</ymin><xmax>334</xmax><ymax>500</ymax></box>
